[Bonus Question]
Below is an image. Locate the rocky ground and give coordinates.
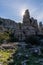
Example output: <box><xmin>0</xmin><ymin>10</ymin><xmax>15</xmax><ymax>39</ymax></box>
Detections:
<box><xmin>0</xmin><ymin>41</ymin><xmax>43</xmax><ymax>65</ymax></box>
<box><xmin>8</xmin><ymin>42</ymin><xmax>43</xmax><ymax>65</ymax></box>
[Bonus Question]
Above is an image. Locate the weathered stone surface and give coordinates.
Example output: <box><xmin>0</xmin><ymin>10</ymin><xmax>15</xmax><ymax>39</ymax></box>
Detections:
<box><xmin>23</xmin><ymin>9</ymin><xmax>30</xmax><ymax>25</ymax></box>
<box><xmin>0</xmin><ymin>9</ymin><xmax>43</xmax><ymax>41</ymax></box>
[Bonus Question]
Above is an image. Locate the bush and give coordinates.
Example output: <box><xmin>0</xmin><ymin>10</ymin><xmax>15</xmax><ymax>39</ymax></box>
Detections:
<box><xmin>0</xmin><ymin>32</ymin><xmax>9</xmax><ymax>43</ymax></box>
<box><xmin>25</xmin><ymin>35</ymin><xmax>40</xmax><ymax>45</ymax></box>
<box><xmin>0</xmin><ymin>38</ymin><xmax>3</xmax><ymax>44</ymax></box>
<box><xmin>9</xmin><ymin>33</ymin><xmax>18</xmax><ymax>42</ymax></box>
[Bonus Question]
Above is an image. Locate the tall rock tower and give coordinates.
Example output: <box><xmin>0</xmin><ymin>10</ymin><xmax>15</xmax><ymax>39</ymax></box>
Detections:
<box><xmin>23</xmin><ymin>9</ymin><xmax>30</xmax><ymax>25</ymax></box>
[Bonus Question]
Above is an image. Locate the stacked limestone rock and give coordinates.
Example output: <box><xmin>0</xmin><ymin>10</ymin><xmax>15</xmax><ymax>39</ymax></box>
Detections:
<box><xmin>22</xmin><ymin>9</ymin><xmax>38</xmax><ymax>36</ymax></box>
<box><xmin>0</xmin><ymin>9</ymin><xmax>43</xmax><ymax>41</ymax></box>
<box><xmin>0</xmin><ymin>17</ymin><xmax>17</xmax><ymax>33</ymax></box>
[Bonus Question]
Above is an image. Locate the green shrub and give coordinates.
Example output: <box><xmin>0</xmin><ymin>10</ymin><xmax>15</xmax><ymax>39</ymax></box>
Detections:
<box><xmin>9</xmin><ymin>33</ymin><xmax>18</xmax><ymax>42</ymax></box>
<box><xmin>25</xmin><ymin>35</ymin><xmax>40</xmax><ymax>45</ymax></box>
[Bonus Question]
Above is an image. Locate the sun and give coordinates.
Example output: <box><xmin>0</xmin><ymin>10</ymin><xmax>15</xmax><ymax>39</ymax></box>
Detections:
<box><xmin>21</xmin><ymin>9</ymin><xmax>25</xmax><ymax>16</ymax></box>
<box><xmin>21</xmin><ymin>10</ymin><xmax>25</xmax><ymax>16</ymax></box>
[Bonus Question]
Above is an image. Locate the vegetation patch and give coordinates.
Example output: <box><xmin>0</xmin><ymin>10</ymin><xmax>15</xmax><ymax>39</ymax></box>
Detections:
<box><xmin>0</xmin><ymin>48</ymin><xmax>17</xmax><ymax>65</ymax></box>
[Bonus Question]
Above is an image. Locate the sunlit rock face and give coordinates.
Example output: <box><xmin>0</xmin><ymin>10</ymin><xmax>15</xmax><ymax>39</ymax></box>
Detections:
<box><xmin>23</xmin><ymin>9</ymin><xmax>38</xmax><ymax>27</ymax></box>
<box><xmin>23</xmin><ymin>9</ymin><xmax>30</xmax><ymax>25</ymax></box>
<box><xmin>30</xmin><ymin>17</ymin><xmax>39</xmax><ymax>34</ymax></box>
<box><xmin>0</xmin><ymin>17</ymin><xmax>17</xmax><ymax>33</ymax></box>
<box><xmin>30</xmin><ymin>17</ymin><xmax>38</xmax><ymax>28</ymax></box>
<box><xmin>22</xmin><ymin>9</ymin><xmax>38</xmax><ymax>37</ymax></box>
<box><xmin>39</xmin><ymin>22</ymin><xmax>43</xmax><ymax>33</ymax></box>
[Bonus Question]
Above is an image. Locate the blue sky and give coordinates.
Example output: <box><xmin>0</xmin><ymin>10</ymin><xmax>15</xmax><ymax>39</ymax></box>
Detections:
<box><xmin>0</xmin><ymin>0</ymin><xmax>43</xmax><ymax>23</ymax></box>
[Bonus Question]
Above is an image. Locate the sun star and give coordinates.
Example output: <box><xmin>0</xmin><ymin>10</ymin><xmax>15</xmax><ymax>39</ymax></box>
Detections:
<box><xmin>21</xmin><ymin>9</ymin><xmax>25</xmax><ymax>17</ymax></box>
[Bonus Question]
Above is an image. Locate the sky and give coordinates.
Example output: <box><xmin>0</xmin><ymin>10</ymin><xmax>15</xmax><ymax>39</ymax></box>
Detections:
<box><xmin>0</xmin><ymin>0</ymin><xmax>43</xmax><ymax>23</ymax></box>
